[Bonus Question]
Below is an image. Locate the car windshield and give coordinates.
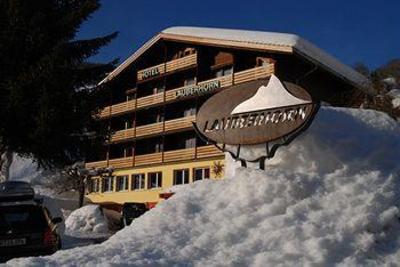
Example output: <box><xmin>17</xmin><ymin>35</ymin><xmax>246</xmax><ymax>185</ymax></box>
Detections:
<box><xmin>0</xmin><ymin>205</ymin><xmax>48</xmax><ymax>232</ymax></box>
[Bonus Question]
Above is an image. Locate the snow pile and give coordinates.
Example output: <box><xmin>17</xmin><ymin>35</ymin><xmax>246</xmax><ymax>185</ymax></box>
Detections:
<box><xmin>228</xmin><ymin>106</ymin><xmax>399</xmax><ymax>173</ymax></box>
<box><xmin>64</xmin><ymin>205</ymin><xmax>109</xmax><ymax>236</ymax></box>
<box><xmin>9</xmin><ymin>155</ymin><xmax>41</xmax><ymax>183</ymax></box>
<box><xmin>387</xmin><ymin>89</ymin><xmax>400</xmax><ymax>108</ymax></box>
<box><xmin>9</xmin><ymin>107</ymin><xmax>400</xmax><ymax>266</ymax></box>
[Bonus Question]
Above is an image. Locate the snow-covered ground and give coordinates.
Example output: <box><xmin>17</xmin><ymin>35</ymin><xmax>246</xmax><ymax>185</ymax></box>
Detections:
<box><xmin>9</xmin><ymin>155</ymin><xmax>41</xmax><ymax>183</ymax></box>
<box><xmin>64</xmin><ymin>205</ymin><xmax>110</xmax><ymax>237</ymax></box>
<box><xmin>7</xmin><ymin>107</ymin><xmax>400</xmax><ymax>266</ymax></box>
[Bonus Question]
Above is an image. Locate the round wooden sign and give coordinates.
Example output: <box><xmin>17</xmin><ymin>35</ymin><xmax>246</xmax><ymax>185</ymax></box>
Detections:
<box><xmin>195</xmin><ymin>75</ymin><xmax>319</xmax><ymax>145</ymax></box>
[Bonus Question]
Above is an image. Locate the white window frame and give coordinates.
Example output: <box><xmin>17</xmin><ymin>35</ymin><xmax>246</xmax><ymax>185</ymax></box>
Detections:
<box><xmin>90</xmin><ymin>178</ymin><xmax>100</xmax><ymax>193</ymax></box>
<box><xmin>174</xmin><ymin>169</ymin><xmax>190</xmax><ymax>185</ymax></box>
<box><xmin>95</xmin><ymin>179</ymin><xmax>100</xmax><ymax>192</ymax></box>
<box><xmin>102</xmin><ymin>176</ymin><xmax>114</xmax><ymax>193</ymax></box>
<box><xmin>193</xmin><ymin>168</ymin><xmax>210</xmax><ymax>181</ymax></box>
<box><xmin>131</xmin><ymin>173</ymin><xmax>146</xmax><ymax>191</ymax></box>
<box><xmin>148</xmin><ymin>172</ymin><xmax>162</xmax><ymax>189</ymax></box>
<box><xmin>116</xmin><ymin>175</ymin><xmax>129</xmax><ymax>192</ymax></box>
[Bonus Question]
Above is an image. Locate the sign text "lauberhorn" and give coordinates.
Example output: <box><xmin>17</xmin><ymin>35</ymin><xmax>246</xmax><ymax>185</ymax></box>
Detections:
<box><xmin>176</xmin><ymin>80</ymin><xmax>220</xmax><ymax>98</ymax></box>
<box><xmin>203</xmin><ymin>106</ymin><xmax>308</xmax><ymax>132</ymax></box>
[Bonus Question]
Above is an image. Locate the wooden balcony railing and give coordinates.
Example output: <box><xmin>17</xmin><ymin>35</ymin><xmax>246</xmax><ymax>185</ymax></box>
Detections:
<box><xmin>164</xmin><ymin>148</ymin><xmax>195</xmax><ymax>163</ymax></box>
<box><xmin>196</xmin><ymin>145</ymin><xmax>223</xmax><ymax>158</ymax></box>
<box><xmin>109</xmin><ymin>115</ymin><xmax>196</xmax><ymax>143</ymax></box>
<box><xmin>85</xmin><ymin>145</ymin><xmax>224</xmax><ymax>169</ymax></box>
<box><xmin>135</xmin><ymin>152</ymin><xmax>162</xmax><ymax>166</ymax></box>
<box><xmin>137</xmin><ymin>53</ymin><xmax>197</xmax><ymax>82</ymax></box>
<box><xmin>99</xmin><ymin>64</ymin><xmax>275</xmax><ymax>119</ymax></box>
<box><xmin>108</xmin><ymin>157</ymin><xmax>133</xmax><ymax>169</ymax></box>
<box><xmin>85</xmin><ymin>160</ymin><xmax>108</xmax><ymax>169</ymax></box>
<box><xmin>164</xmin><ymin>116</ymin><xmax>195</xmax><ymax>133</ymax></box>
<box><xmin>135</xmin><ymin>122</ymin><xmax>163</xmax><ymax>139</ymax></box>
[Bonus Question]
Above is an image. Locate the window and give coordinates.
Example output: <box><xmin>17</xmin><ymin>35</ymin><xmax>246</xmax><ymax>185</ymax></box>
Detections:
<box><xmin>215</xmin><ymin>66</ymin><xmax>233</xmax><ymax>78</ymax></box>
<box><xmin>148</xmin><ymin>172</ymin><xmax>162</xmax><ymax>189</ymax></box>
<box><xmin>102</xmin><ymin>176</ymin><xmax>114</xmax><ymax>192</ymax></box>
<box><xmin>185</xmin><ymin>137</ymin><xmax>196</xmax><ymax>148</ymax></box>
<box><xmin>87</xmin><ymin>179</ymin><xmax>92</xmax><ymax>193</ymax></box>
<box><xmin>184</xmin><ymin>77</ymin><xmax>196</xmax><ymax>86</ymax></box>
<box><xmin>155</xmin><ymin>141</ymin><xmax>164</xmax><ymax>153</ymax></box>
<box><xmin>256</xmin><ymin>57</ymin><xmax>273</xmax><ymax>67</ymax></box>
<box><xmin>0</xmin><ymin>206</ymin><xmax>47</xmax><ymax>232</ymax></box>
<box><xmin>131</xmin><ymin>174</ymin><xmax>145</xmax><ymax>190</ymax></box>
<box><xmin>116</xmin><ymin>176</ymin><xmax>129</xmax><ymax>192</ymax></box>
<box><xmin>184</xmin><ymin>48</ymin><xmax>195</xmax><ymax>56</ymax></box>
<box><xmin>125</xmin><ymin>119</ymin><xmax>134</xmax><ymax>129</ymax></box>
<box><xmin>152</xmin><ymin>82</ymin><xmax>165</xmax><ymax>94</ymax></box>
<box><xmin>193</xmin><ymin>168</ymin><xmax>210</xmax><ymax>181</ymax></box>
<box><xmin>156</xmin><ymin>113</ymin><xmax>164</xmax><ymax>123</ymax></box>
<box><xmin>95</xmin><ymin>179</ymin><xmax>100</xmax><ymax>192</ymax></box>
<box><xmin>125</xmin><ymin>146</ymin><xmax>133</xmax><ymax>157</ymax></box>
<box><xmin>89</xmin><ymin>179</ymin><xmax>100</xmax><ymax>193</ymax></box>
<box><xmin>174</xmin><ymin>169</ymin><xmax>189</xmax><ymax>185</ymax></box>
<box><xmin>126</xmin><ymin>93</ymin><xmax>136</xmax><ymax>101</ymax></box>
<box><xmin>183</xmin><ymin>106</ymin><xmax>196</xmax><ymax>117</ymax></box>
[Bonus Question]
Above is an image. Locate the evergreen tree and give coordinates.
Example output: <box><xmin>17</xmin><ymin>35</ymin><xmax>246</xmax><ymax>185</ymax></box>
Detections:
<box><xmin>0</xmin><ymin>0</ymin><xmax>117</xmax><ymax>180</ymax></box>
<box><xmin>372</xmin><ymin>59</ymin><xmax>400</xmax><ymax>92</ymax></box>
<box><xmin>353</xmin><ymin>62</ymin><xmax>370</xmax><ymax>79</ymax></box>
<box><xmin>354</xmin><ymin>60</ymin><xmax>400</xmax><ymax>119</ymax></box>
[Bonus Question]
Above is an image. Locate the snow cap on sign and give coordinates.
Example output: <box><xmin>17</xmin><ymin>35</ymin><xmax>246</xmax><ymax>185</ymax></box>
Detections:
<box><xmin>231</xmin><ymin>74</ymin><xmax>311</xmax><ymax>114</ymax></box>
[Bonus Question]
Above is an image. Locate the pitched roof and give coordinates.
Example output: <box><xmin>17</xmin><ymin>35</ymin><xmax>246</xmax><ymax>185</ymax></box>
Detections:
<box><xmin>100</xmin><ymin>26</ymin><xmax>373</xmax><ymax>94</ymax></box>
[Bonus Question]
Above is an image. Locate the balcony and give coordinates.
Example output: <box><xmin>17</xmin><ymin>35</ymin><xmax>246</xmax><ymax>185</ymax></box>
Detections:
<box><xmin>109</xmin><ymin>115</ymin><xmax>195</xmax><ymax>144</ymax></box>
<box><xmin>137</xmin><ymin>53</ymin><xmax>198</xmax><ymax>82</ymax></box>
<box><xmin>85</xmin><ymin>145</ymin><xmax>224</xmax><ymax>169</ymax></box>
<box><xmin>99</xmin><ymin>64</ymin><xmax>275</xmax><ymax>119</ymax></box>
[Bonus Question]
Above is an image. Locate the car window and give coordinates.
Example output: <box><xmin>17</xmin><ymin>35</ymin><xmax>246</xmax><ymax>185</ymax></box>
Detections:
<box><xmin>0</xmin><ymin>205</ymin><xmax>48</xmax><ymax>232</ymax></box>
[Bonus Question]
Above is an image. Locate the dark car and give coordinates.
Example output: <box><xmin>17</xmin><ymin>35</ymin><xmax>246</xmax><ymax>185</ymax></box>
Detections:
<box><xmin>0</xmin><ymin>181</ymin><xmax>63</xmax><ymax>262</ymax></box>
<box><xmin>120</xmin><ymin>202</ymin><xmax>148</xmax><ymax>226</ymax></box>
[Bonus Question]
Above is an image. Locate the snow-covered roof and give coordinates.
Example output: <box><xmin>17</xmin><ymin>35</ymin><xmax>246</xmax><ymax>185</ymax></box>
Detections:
<box><xmin>100</xmin><ymin>26</ymin><xmax>373</xmax><ymax>94</ymax></box>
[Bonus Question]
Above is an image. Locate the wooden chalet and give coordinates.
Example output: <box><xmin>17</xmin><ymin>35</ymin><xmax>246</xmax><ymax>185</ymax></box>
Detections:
<box><xmin>85</xmin><ymin>27</ymin><xmax>371</xmax><ymax>205</ymax></box>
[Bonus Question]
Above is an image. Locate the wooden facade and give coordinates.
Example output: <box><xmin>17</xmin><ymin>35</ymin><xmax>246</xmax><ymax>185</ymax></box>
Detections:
<box><xmin>85</xmin><ymin>28</ymin><xmax>367</xmax><ymax>205</ymax></box>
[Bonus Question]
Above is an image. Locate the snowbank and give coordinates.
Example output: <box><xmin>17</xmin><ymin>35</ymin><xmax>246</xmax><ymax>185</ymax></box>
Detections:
<box><xmin>387</xmin><ymin>89</ymin><xmax>400</xmax><ymax>108</ymax></box>
<box><xmin>9</xmin><ymin>155</ymin><xmax>41</xmax><ymax>183</ymax></box>
<box><xmin>227</xmin><ymin>106</ymin><xmax>400</xmax><ymax>174</ymax></box>
<box><xmin>64</xmin><ymin>205</ymin><xmax>109</xmax><ymax>237</ymax></box>
<box><xmin>8</xmin><ymin>107</ymin><xmax>400</xmax><ymax>266</ymax></box>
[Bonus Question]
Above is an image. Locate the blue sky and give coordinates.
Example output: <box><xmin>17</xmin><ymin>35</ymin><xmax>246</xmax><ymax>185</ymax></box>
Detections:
<box><xmin>78</xmin><ymin>0</ymin><xmax>399</xmax><ymax>70</ymax></box>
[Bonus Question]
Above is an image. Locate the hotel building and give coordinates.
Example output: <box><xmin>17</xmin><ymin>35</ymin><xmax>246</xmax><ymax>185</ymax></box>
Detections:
<box><xmin>85</xmin><ymin>27</ymin><xmax>371</xmax><ymax>206</ymax></box>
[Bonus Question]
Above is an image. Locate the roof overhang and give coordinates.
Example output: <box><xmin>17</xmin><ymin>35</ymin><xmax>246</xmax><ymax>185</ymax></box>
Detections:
<box><xmin>99</xmin><ymin>27</ymin><xmax>374</xmax><ymax>95</ymax></box>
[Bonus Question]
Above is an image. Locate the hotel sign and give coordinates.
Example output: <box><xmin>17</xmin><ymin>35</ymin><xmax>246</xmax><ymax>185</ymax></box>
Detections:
<box><xmin>175</xmin><ymin>80</ymin><xmax>221</xmax><ymax>98</ymax></box>
<box><xmin>195</xmin><ymin>75</ymin><xmax>319</xmax><ymax>146</ymax></box>
<box><xmin>141</xmin><ymin>66</ymin><xmax>161</xmax><ymax>79</ymax></box>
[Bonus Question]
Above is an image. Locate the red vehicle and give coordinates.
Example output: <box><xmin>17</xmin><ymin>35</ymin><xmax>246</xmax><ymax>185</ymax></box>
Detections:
<box><xmin>0</xmin><ymin>181</ymin><xmax>62</xmax><ymax>262</ymax></box>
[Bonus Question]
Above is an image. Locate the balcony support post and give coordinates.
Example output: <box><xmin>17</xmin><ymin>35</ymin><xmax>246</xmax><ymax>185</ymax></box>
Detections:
<box><xmin>132</xmin><ymin>146</ymin><xmax>135</xmax><ymax>167</ymax></box>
